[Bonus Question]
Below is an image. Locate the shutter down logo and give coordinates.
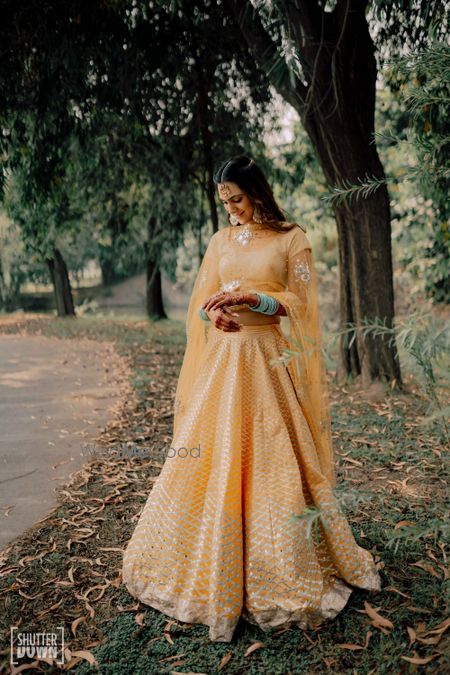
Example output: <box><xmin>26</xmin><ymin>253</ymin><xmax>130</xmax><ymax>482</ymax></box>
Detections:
<box><xmin>10</xmin><ymin>627</ymin><xmax>65</xmax><ymax>666</ymax></box>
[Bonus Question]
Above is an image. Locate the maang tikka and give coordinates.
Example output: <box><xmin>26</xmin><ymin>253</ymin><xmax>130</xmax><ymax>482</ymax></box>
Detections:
<box><xmin>218</xmin><ymin>183</ymin><xmax>232</xmax><ymax>199</ymax></box>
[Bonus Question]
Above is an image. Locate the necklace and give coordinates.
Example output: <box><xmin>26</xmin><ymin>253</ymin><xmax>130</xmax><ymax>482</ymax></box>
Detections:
<box><xmin>233</xmin><ymin>221</ymin><xmax>267</xmax><ymax>246</ymax></box>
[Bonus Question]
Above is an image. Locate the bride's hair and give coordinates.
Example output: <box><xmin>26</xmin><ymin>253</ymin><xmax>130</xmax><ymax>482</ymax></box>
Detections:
<box><xmin>213</xmin><ymin>154</ymin><xmax>297</xmax><ymax>233</ymax></box>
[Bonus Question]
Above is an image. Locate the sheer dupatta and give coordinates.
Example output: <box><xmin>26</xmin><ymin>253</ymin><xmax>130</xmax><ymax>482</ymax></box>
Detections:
<box><xmin>173</xmin><ymin>225</ymin><xmax>336</xmax><ymax>488</ymax></box>
<box><xmin>173</xmin><ymin>230</ymin><xmax>221</xmax><ymax>437</ymax></box>
<box><xmin>264</xmin><ymin>227</ymin><xmax>336</xmax><ymax>487</ymax></box>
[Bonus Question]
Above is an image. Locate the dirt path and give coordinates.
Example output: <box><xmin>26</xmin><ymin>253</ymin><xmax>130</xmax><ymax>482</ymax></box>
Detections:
<box><xmin>0</xmin><ymin>334</ymin><xmax>130</xmax><ymax>550</ymax></box>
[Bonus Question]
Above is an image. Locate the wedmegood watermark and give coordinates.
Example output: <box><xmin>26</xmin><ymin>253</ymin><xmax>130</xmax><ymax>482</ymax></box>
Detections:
<box><xmin>80</xmin><ymin>442</ymin><xmax>201</xmax><ymax>459</ymax></box>
<box><xmin>10</xmin><ymin>627</ymin><xmax>65</xmax><ymax>666</ymax></box>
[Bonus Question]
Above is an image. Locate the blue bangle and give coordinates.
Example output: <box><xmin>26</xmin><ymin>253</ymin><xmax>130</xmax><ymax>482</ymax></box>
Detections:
<box><xmin>248</xmin><ymin>292</ymin><xmax>279</xmax><ymax>315</ymax></box>
<box><xmin>199</xmin><ymin>307</ymin><xmax>210</xmax><ymax>321</ymax></box>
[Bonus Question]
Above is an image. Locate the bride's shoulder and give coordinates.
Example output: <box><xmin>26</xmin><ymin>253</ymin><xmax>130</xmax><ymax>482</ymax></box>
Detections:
<box><xmin>283</xmin><ymin>221</ymin><xmax>309</xmax><ymax>239</ymax></box>
<box><xmin>214</xmin><ymin>226</ymin><xmax>232</xmax><ymax>238</ymax></box>
<box><xmin>283</xmin><ymin>222</ymin><xmax>311</xmax><ymax>250</ymax></box>
<box><xmin>213</xmin><ymin>225</ymin><xmax>235</xmax><ymax>244</ymax></box>
<box><xmin>208</xmin><ymin>227</ymin><xmax>227</xmax><ymax>244</ymax></box>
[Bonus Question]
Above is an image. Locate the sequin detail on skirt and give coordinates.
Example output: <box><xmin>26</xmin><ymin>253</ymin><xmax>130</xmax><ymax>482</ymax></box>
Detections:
<box><xmin>122</xmin><ymin>324</ymin><xmax>381</xmax><ymax>642</ymax></box>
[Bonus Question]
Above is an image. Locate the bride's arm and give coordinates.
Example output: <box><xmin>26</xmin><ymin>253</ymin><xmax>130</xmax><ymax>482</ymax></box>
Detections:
<box><xmin>273</xmin><ymin>300</ymin><xmax>287</xmax><ymax>316</ymax></box>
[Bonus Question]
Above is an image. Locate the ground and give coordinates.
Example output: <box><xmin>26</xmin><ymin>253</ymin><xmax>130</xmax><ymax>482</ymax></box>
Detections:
<box><xmin>0</xmin><ymin>332</ymin><xmax>131</xmax><ymax>549</ymax></box>
<box><xmin>0</xmin><ymin>312</ymin><xmax>448</xmax><ymax>675</ymax></box>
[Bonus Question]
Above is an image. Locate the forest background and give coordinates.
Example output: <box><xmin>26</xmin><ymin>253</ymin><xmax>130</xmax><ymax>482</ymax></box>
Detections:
<box><xmin>0</xmin><ymin>1</ymin><xmax>449</xmax><ymax>673</ymax></box>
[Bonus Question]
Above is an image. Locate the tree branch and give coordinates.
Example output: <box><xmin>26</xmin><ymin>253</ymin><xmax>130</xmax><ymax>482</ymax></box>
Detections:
<box><xmin>224</xmin><ymin>0</ymin><xmax>309</xmax><ymax>108</ymax></box>
<box><xmin>289</xmin><ymin>0</ymin><xmax>323</xmax><ymax>45</ymax></box>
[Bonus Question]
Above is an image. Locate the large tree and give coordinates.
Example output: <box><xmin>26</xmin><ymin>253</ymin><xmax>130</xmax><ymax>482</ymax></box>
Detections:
<box><xmin>225</xmin><ymin>0</ymin><xmax>448</xmax><ymax>387</ymax></box>
<box><xmin>0</xmin><ymin>0</ymin><xmax>274</xmax><ymax>318</ymax></box>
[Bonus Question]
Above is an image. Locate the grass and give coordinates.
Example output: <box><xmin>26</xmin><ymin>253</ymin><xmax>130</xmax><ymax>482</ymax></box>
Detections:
<box><xmin>0</xmin><ymin>312</ymin><xmax>448</xmax><ymax>674</ymax></box>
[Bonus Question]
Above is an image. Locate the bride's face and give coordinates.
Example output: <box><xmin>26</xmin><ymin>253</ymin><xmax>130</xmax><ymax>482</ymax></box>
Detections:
<box><xmin>218</xmin><ymin>181</ymin><xmax>254</xmax><ymax>224</ymax></box>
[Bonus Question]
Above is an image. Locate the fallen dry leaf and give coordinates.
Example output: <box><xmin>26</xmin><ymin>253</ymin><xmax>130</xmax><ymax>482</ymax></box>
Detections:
<box><xmin>70</xmin><ymin>650</ymin><xmax>98</xmax><ymax>666</ymax></box>
<box><xmin>218</xmin><ymin>650</ymin><xmax>233</xmax><ymax>670</ymax></box>
<box><xmin>411</xmin><ymin>561</ymin><xmax>442</xmax><ymax>579</ymax></box>
<box><xmin>401</xmin><ymin>652</ymin><xmax>441</xmax><ymax>665</ymax></box>
<box><xmin>423</xmin><ymin>616</ymin><xmax>450</xmax><ymax>636</ymax></box>
<box><xmin>337</xmin><ymin>631</ymin><xmax>372</xmax><ymax>651</ymax></box>
<box><xmin>384</xmin><ymin>586</ymin><xmax>411</xmax><ymax>599</ymax></box>
<box><xmin>36</xmin><ymin>599</ymin><xmax>63</xmax><ymax>619</ymax></box>
<box><xmin>71</xmin><ymin>615</ymin><xmax>86</xmax><ymax>637</ymax></box>
<box><xmin>394</xmin><ymin>520</ymin><xmax>416</xmax><ymax>529</ymax></box>
<box><xmin>364</xmin><ymin>601</ymin><xmax>394</xmax><ymax>630</ymax></box>
<box><xmin>244</xmin><ymin>641</ymin><xmax>265</xmax><ymax>656</ymax></box>
<box><xmin>135</xmin><ymin>612</ymin><xmax>145</xmax><ymax>626</ymax></box>
<box><xmin>63</xmin><ymin>656</ymin><xmax>84</xmax><ymax>670</ymax></box>
<box><xmin>407</xmin><ymin>626</ymin><xmax>416</xmax><ymax>645</ymax></box>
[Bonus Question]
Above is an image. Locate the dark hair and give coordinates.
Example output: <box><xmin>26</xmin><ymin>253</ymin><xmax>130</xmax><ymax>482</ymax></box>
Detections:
<box><xmin>213</xmin><ymin>154</ymin><xmax>297</xmax><ymax>233</ymax></box>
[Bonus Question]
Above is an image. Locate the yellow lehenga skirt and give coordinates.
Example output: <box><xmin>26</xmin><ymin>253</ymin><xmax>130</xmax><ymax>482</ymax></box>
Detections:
<box><xmin>122</xmin><ymin>322</ymin><xmax>381</xmax><ymax>642</ymax></box>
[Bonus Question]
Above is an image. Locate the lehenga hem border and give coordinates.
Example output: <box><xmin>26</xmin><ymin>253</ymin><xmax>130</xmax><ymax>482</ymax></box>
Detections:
<box><xmin>123</xmin><ymin>568</ymin><xmax>381</xmax><ymax>643</ymax></box>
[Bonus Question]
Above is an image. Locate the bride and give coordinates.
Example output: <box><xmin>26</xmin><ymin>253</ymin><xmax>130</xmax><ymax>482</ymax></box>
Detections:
<box><xmin>122</xmin><ymin>154</ymin><xmax>381</xmax><ymax>642</ymax></box>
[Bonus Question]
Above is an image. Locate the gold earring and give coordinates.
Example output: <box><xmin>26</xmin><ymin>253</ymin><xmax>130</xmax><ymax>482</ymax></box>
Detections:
<box><xmin>229</xmin><ymin>214</ymin><xmax>239</xmax><ymax>226</ymax></box>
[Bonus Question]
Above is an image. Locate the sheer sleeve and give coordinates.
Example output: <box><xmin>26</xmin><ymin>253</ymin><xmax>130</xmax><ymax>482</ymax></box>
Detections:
<box><xmin>287</xmin><ymin>237</ymin><xmax>313</xmax><ymax>320</ymax></box>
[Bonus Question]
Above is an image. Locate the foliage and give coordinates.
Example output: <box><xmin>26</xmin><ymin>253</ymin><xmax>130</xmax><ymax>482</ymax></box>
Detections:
<box><xmin>393</xmin><ymin>42</ymin><xmax>450</xmax><ymax>303</ymax></box>
<box><xmin>0</xmin><ymin>210</ymin><xmax>27</xmax><ymax>309</ymax></box>
<box><xmin>0</xmin><ymin>0</ymin><xmax>277</xmax><ymax>296</ymax></box>
<box><xmin>369</xmin><ymin>0</ymin><xmax>449</xmax><ymax>60</ymax></box>
<box><xmin>3</xmin><ymin>138</ymin><xmax>83</xmax><ymax>261</ymax></box>
<box><xmin>385</xmin><ymin>518</ymin><xmax>450</xmax><ymax>554</ymax></box>
<box><xmin>330</xmin><ymin>310</ymin><xmax>450</xmax><ymax>442</ymax></box>
<box><xmin>320</xmin><ymin>31</ymin><xmax>450</xmax><ymax>302</ymax></box>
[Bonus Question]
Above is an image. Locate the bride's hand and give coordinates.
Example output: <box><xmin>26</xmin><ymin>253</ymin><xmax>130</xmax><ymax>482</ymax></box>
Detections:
<box><xmin>202</xmin><ymin>291</ymin><xmax>255</xmax><ymax>313</ymax></box>
<box><xmin>208</xmin><ymin>306</ymin><xmax>242</xmax><ymax>332</ymax></box>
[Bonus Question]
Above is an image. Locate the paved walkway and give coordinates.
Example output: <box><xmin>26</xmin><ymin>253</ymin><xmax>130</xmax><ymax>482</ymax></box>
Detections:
<box><xmin>0</xmin><ymin>334</ymin><xmax>130</xmax><ymax>550</ymax></box>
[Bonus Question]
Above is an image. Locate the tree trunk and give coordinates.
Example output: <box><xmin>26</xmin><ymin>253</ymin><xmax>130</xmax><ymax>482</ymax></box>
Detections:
<box><xmin>297</xmin><ymin>5</ymin><xmax>401</xmax><ymax>387</ymax></box>
<box><xmin>99</xmin><ymin>252</ymin><xmax>120</xmax><ymax>286</ymax></box>
<box><xmin>197</xmin><ymin>64</ymin><xmax>219</xmax><ymax>233</ymax></box>
<box><xmin>303</xmin><ymin>118</ymin><xmax>401</xmax><ymax>386</ymax></box>
<box><xmin>145</xmin><ymin>216</ymin><xmax>167</xmax><ymax>320</ymax></box>
<box><xmin>46</xmin><ymin>247</ymin><xmax>76</xmax><ymax>317</ymax></box>
<box><xmin>227</xmin><ymin>0</ymin><xmax>403</xmax><ymax>388</ymax></box>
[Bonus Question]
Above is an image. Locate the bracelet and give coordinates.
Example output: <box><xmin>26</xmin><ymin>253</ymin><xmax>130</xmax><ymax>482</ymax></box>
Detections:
<box><xmin>198</xmin><ymin>307</ymin><xmax>211</xmax><ymax>321</ymax></box>
<box><xmin>248</xmin><ymin>292</ymin><xmax>279</xmax><ymax>315</ymax></box>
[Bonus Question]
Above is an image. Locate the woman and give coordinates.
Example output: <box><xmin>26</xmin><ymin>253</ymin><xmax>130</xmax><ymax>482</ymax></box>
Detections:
<box><xmin>122</xmin><ymin>155</ymin><xmax>381</xmax><ymax>643</ymax></box>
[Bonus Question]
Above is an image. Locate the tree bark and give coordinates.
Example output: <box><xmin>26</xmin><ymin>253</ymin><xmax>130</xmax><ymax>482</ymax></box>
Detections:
<box><xmin>46</xmin><ymin>247</ymin><xmax>76</xmax><ymax>317</ymax></box>
<box><xmin>197</xmin><ymin>64</ymin><xmax>219</xmax><ymax>234</ymax></box>
<box><xmin>226</xmin><ymin>0</ymin><xmax>402</xmax><ymax>388</ymax></box>
<box><xmin>145</xmin><ymin>216</ymin><xmax>167</xmax><ymax>320</ymax></box>
<box><xmin>303</xmin><ymin>103</ymin><xmax>401</xmax><ymax>386</ymax></box>
<box><xmin>99</xmin><ymin>252</ymin><xmax>120</xmax><ymax>286</ymax></box>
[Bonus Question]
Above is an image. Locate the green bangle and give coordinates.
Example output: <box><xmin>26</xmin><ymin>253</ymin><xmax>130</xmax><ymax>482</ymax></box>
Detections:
<box><xmin>248</xmin><ymin>292</ymin><xmax>279</xmax><ymax>315</ymax></box>
<box><xmin>199</xmin><ymin>307</ymin><xmax>210</xmax><ymax>321</ymax></box>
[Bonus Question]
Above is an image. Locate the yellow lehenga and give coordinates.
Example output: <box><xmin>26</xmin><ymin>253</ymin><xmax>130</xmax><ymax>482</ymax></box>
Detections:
<box><xmin>122</xmin><ymin>221</ymin><xmax>381</xmax><ymax>642</ymax></box>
